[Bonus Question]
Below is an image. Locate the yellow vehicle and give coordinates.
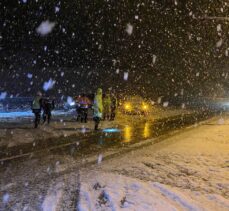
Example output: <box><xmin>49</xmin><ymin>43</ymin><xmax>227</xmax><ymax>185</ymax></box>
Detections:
<box><xmin>120</xmin><ymin>96</ymin><xmax>151</xmax><ymax>115</ymax></box>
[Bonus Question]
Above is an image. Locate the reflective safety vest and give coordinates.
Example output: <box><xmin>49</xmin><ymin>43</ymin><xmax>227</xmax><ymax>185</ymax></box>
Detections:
<box><xmin>32</xmin><ymin>96</ymin><xmax>41</xmax><ymax>109</ymax></box>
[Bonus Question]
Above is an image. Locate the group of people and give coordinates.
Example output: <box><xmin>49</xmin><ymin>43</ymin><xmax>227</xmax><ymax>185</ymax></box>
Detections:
<box><xmin>31</xmin><ymin>92</ymin><xmax>55</xmax><ymax>128</ymax></box>
<box><xmin>75</xmin><ymin>88</ymin><xmax>117</xmax><ymax>130</ymax></box>
<box><xmin>31</xmin><ymin>88</ymin><xmax>117</xmax><ymax>130</ymax></box>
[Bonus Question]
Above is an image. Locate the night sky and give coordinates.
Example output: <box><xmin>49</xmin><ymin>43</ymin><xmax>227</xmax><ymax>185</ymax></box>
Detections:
<box><xmin>1</xmin><ymin>0</ymin><xmax>229</xmax><ymax>98</ymax></box>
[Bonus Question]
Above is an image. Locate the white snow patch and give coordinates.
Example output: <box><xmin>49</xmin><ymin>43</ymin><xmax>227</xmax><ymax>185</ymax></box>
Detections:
<box><xmin>153</xmin><ymin>182</ymin><xmax>199</xmax><ymax>211</ymax></box>
<box><xmin>2</xmin><ymin>193</ymin><xmax>10</xmax><ymax>204</ymax></box>
<box><xmin>78</xmin><ymin>173</ymin><xmax>181</xmax><ymax>211</ymax></box>
<box><xmin>42</xmin><ymin>183</ymin><xmax>63</xmax><ymax>211</ymax></box>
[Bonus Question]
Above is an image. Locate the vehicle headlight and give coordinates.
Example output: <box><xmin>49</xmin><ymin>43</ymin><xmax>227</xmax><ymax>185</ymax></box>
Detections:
<box><xmin>124</xmin><ymin>103</ymin><xmax>132</xmax><ymax>110</ymax></box>
<box><xmin>142</xmin><ymin>104</ymin><xmax>148</xmax><ymax>110</ymax></box>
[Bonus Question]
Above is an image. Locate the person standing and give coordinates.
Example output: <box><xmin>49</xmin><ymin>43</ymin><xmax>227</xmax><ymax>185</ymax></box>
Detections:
<box><xmin>78</xmin><ymin>94</ymin><xmax>91</xmax><ymax>123</ymax></box>
<box><xmin>93</xmin><ymin>88</ymin><xmax>103</xmax><ymax>130</ymax></box>
<box><xmin>74</xmin><ymin>95</ymin><xmax>81</xmax><ymax>121</ymax></box>
<box><xmin>31</xmin><ymin>92</ymin><xmax>42</xmax><ymax>128</ymax></box>
<box><xmin>103</xmin><ymin>93</ymin><xmax>111</xmax><ymax>120</ymax></box>
<box><xmin>110</xmin><ymin>93</ymin><xmax>117</xmax><ymax>121</ymax></box>
<box><xmin>42</xmin><ymin>96</ymin><xmax>55</xmax><ymax>124</ymax></box>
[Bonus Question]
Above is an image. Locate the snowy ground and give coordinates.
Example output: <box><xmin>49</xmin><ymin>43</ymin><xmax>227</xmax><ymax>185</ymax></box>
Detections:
<box><xmin>76</xmin><ymin>115</ymin><xmax>229</xmax><ymax>211</ymax></box>
<box><xmin>1</xmin><ymin>114</ymin><xmax>228</xmax><ymax>210</ymax></box>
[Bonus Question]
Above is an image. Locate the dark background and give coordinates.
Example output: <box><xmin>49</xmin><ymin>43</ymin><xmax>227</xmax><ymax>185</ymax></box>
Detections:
<box><xmin>1</xmin><ymin>0</ymin><xmax>229</xmax><ymax>98</ymax></box>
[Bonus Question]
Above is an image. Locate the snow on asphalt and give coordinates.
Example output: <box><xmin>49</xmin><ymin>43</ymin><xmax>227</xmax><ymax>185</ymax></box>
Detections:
<box><xmin>75</xmin><ymin>115</ymin><xmax>229</xmax><ymax>210</ymax></box>
<box><xmin>1</xmin><ymin>113</ymin><xmax>228</xmax><ymax>210</ymax></box>
<box><xmin>42</xmin><ymin>182</ymin><xmax>64</xmax><ymax>211</ymax></box>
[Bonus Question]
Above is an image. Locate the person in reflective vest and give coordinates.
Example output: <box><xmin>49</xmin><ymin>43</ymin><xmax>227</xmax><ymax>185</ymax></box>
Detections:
<box><xmin>93</xmin><ymin>88</ymin><xmax>103</xmax><ymax>130</ymax></box>
<box><xmin>31</xmin><ymin>92</ymin><xmax>42</xmax><ymax>128</ymax></box>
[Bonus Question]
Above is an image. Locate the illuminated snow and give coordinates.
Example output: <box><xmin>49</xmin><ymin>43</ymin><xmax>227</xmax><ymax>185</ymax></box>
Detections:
<box><xmin>36</xmin><ymin>21</ymin><xmax>56</xmax><ymax>36</ymax></box>
<box><xmin>43</xmin><ymin>79</ymin><xmax>55</xmax><ymax>91</ymax></box>
<box><xmin>0</xmin><ymin>92</ymin><xmax>7</xmax><ymax>100</ymax></box>
<box><xmin>2</xmin><ymin>193</ymin><xmax>10</xmax><ymax>204</ymax></box>
<box><xmin>126</xmin><ymin>23</ymin><xmax>133</xmax><ymax>35</ymax></box>
<box><xmin>216</xmin><ymin>38</ymin><xmax>223</xmax><ymax>48</ymax></box>
<box><xmin>103</xmin><ymin>128</ymin><xmax>120</xmax><ymax>133</ymax></box>
<box><xmin>124</xmin><ymin>72</ymin><xmax>128</xmax><ymax>80</ymax></box>
<box><xmin>27</xmin><ymin>73</ymin><xmax>33</xmax><ymax>79</ymax></box>
<box><xmin>67</xmin><ymin>96</ymin><xmax>75</xmax><ymax>106</ymax></box>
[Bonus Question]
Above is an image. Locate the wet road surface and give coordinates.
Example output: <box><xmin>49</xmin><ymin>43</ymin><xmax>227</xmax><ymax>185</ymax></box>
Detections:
<box><xmin>0</xmin><ymin>110</ymin><xmax>216</xmax><ymax>163</ymax></box>
<box><xmin>0</xmin><ymin>110</ymin><xmax>219</xmax><ymax>210</ymax></box>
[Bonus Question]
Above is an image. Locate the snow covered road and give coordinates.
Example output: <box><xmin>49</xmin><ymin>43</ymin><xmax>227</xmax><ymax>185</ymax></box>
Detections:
<box><xmin>76</xmin><ymin>115</ymin><xmax>229</xmax><ymax>210</ymax></box>
<box><xmin>1</xmin><ymin>114</ymin><xmax>229</xmax><ymax>210</ymax></box>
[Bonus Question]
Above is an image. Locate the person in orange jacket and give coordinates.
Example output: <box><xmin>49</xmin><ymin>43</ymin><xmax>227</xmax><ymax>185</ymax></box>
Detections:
<box><xmin>78</xmin><ymin>93</ymin><xmax>91</xmax><ymax>123</ymax></box>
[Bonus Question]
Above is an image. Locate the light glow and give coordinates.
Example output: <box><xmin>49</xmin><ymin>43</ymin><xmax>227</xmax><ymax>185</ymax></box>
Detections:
<box><xmin>103</xmin><ymin>128</ymin><xmax>120</xmax><ymax>133</ymax></box>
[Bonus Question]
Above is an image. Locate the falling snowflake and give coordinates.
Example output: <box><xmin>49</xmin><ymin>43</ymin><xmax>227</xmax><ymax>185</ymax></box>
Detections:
<box><xmin>126</xmin><ymin>23</ymin><xmax>133</xmax><ymax>35</ymax></box>
<box><xmin>217</xmin><ymin>24</ymin><xmax>222</xmax><ymax>32</ymax></box>
<box><xmin>124</xmin><ymin>72</ymin><xmax>129</xmax><ymax>80</ymax></box>
<box><xmin>67</xmin><ymin>96</ymin><xmax>75</xmax><ymax>106</ymax></box>
<box><xmin>27</xmin><ymin>73</ymin><xmax>33</xmax><ymax>79</ymax></box>
<box><xmin>157</xmin><ymin>97</ymin><xmax>162</xmax><ymax>104</ymax></box>
<box><xmin>152</xmin><ymin>54</ymin><xmax>157</xmax><ymax>64</ymax></box>
<box><xmin>43</xmin><ymin>79</ymin><xmax>55</xmax><ymax>91</ymax></box>
<box><xmin>163</xmin><ymin>102</ymin><xmax>169</xmax><ymax>107</ymax></box>
<box><xmin>36</xmin><ymin>20</ymin><xmax>56</xmax><ymax>36</ymax></box>
<box><xmin>55</xmin><ymin>6</ymin><xmax>60</xmax><ymax>13</ymax></box>
<box><xmin>216</xmin><ymin>38</ymin><xmax>223</xmax><ymax>48</ymax></box>
<box><xmin>0</xmin><ymin>92</ymin><xmax>7</xmax><ymax>100</ymax></box>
